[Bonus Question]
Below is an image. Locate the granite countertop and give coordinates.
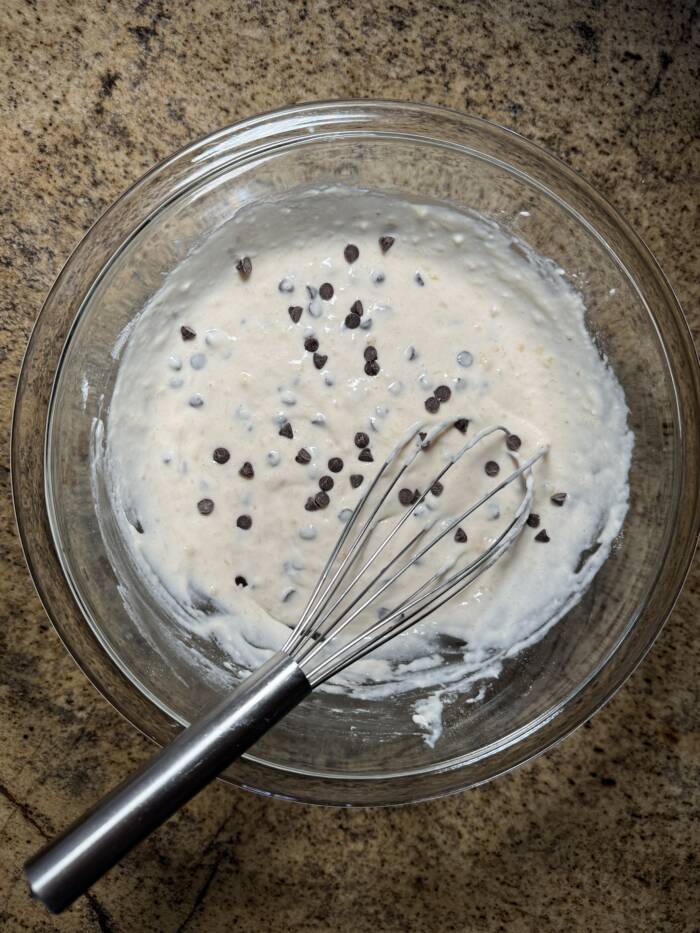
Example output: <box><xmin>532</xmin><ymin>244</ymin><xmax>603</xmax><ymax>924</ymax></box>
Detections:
<box><xmin>1</xmin><ymin>1</ymin><xmax>698</xmax><ymax>930</ymax></box>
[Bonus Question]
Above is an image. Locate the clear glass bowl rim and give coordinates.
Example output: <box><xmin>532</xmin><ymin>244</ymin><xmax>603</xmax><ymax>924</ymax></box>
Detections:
<box><xmin>12</xmin><ymin>99</ymin><xmax>700</xmax><ymax>806</ymax></box>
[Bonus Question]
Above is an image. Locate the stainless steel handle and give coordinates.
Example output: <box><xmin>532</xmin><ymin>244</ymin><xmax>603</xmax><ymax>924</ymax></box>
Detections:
<box><xmin>25</xmin><ymin>652</ymin><xmax>311</xmax><ymax>913</ymax></box>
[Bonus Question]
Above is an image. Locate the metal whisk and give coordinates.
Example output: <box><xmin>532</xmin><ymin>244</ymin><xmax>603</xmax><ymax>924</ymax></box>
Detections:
<box><xmin>26</xmin><ymin>420</ymin><xmax>546</xmax><ymax>913</ymax></box>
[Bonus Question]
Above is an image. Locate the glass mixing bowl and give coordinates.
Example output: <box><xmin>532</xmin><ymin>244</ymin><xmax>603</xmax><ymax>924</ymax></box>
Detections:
<box><xmin>12</xmin><ymin>101</ymin><xmax>699</xmax><ymax>806</ymax></box>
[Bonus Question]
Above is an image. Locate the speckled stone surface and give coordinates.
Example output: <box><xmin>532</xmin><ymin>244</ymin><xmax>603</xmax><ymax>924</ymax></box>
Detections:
<box><xmin>1</xmin><ymin>1</ymin><xmax>698</xmax><ymax>930</ymax></box>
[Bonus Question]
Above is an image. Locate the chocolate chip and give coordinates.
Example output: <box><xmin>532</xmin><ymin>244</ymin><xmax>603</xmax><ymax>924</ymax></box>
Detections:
<box><xmin>237</xmin><ymin>514</ymin><xmax>252</xmax><ymax>530</ymax></box>
<box><xmin>180</xmin><ymin>325</ymin><xmax>196</xmax><ymax>341</ymax></box>
<box><xmin>295</xmin><ymin>448</ymin><xmax>311</xmax><ymax>465</ymax></box>
<box><xmin>278</xmin><ymin>278</ymin><xmax>294</xmax><ymax>293</ymax></box>
<box><xmin>213</xmin><ymin>447</ymin><xmax>230</xmax><ymax>464</ymax></box>
<box><xmin>197</xmin><ymin>498</ymin><xmax>214</xmax><ymax>515</ymax></box>
<box><xmin>535</xmin><ymin>529</ymin><xmax>550</xmax><ymax>543</ymax></box>
<box><xmin>363</xmin><ymin>347</ymin><xmax>377</xmax><ymax>364</ymax></box>
<box><xmin>364</xmin><ymin>360</ymin><xmax>380</xmax><ymax>376</ymax></box>
<box><xmin>319</xmin><ymin>475</ymin><xmax>334</xmax><ymax>492</ymax></box>
<box><xmin>350</xmin><ymin>474</ymin><xmax>363</xmax><ymax>488</ymax></box>
<box><xmin>425</xmin><ymin>396</ymin><xmax>440</xmax><ymax>414</ymax></box>
<box><xmin>345</xmin><ymin>312</ymin><xmax>361</xmax><ymax>329</ymax></box>
<box><xmin>236</xmin><ymin>256</ymin><xmax>252</xmax><ymax>279</ymax></box>
<box><xmin>435</xmin><ymin>385</ymin><xmax>451</xmax><ymax>402</ymax></box>
<box><xmin>430</xmin><ymin>481</ymin><xmax>444</xmax><ymax>497</ymax></box>
<box><xmin>526</xmin><ymin>513</ymin><xmax>540</xmax><ymax>528</ymax></box>
<box><xmin>415</xmin><ymin>272</ymin><xmax>425</xmax><ymax>286</ymax></box>
<box><xmin>485</xmin><ymin>461</ymin><xmax>500</xmax><ymax>477</ymax></box>
<box><xmin>288</xmin><ymin>306</ymin><xmax>303</xmax><ymax>324</ymax></box>
<box><xmin>279</xmin><ymin>422</ymin><xmax>293</xmax><ymax>439</ymax></box>
<box><xmin>239</xmin><ymin>461</ymin><xmax>254</xmax><ymax>479</ymax></box>
<box><xmin>305</xmin><ymin>496</ymin><xmax>318</xmax><ymax>512</ymax></box>
<box><xmin>399</xmin><ymin>488</ymin><xmax>414</xmax><ymax>506</ymax></box>
<box><xmin>354</xmin><ymin>431</ymin><xmax>370</xmax><ymax>449</ymax></box>
<box><xmin>379</xmin><ymin>235</ymin><xmax>395</xmax><ymax>254</ymax></box>
<box><xmin>551</xmin><ymin>492</ymin><xmax>568</xmax><ymax>506</ymax></box>
<box><xmin>351</xmin><ymin>299</ymin><xmax>364</xmax><ymax>317</ymax></box>
<box><xmin>235</xmin><ymin>575</ymin><xmax>248</xmax><ymax>587</ymax></box>
<box><xmin>454</xmin><ymin>418</ymin><xmax>469</xmax><ymax>434</ymax></box>
<box><xmin>328</xmin><ymin>457</ymin><xmax>343</xmax><ymax>473</ymax></box>
<box><xmin>506</xmin><ymin>434</ymin><xmax>522</xmax><ymax>451</ymax></box>
<box><xmin>454</xmin><ymin>527</ymin><xmax>468</xmax><ymax>543</ymax></box>
<box><xmin>319</xmin><ymin>283</ymin><xmax>334</xmax><ymax>300</ymax></box>
<box><xmin>344</xmin><ymin>244</ymin><xmax>359</xmax><ymax>263</ymax></box>
<box><xmin>405</xmin><ymin>345</ymin><xmax>418</xmax><ymax>361</ymax></box>
<box><xmin>419</xmin><ymin>431</ymin><xmax>427</xmax><ymax>442</ymax></box>
<box><xmin>314</xmin><ymin>491</ymin><xmax>330</xmax><ymax>509</ymax></box>
<box><xmin>358</xmin><ymin>448</ymin><xmax>373</xmax><ymax>463</ymax></box>
<box><xmin>304</xmin><ymin>336</ymin><xmax>319</xmax><ymax>352</ymax></box>
<box><xmin>313</xmin><ymin>352</ymin><xmax>328</xmax><ymax>369</ymax></box>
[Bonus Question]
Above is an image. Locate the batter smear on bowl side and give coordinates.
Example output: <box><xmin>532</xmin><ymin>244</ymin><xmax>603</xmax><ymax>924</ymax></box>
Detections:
<box><xmin>105</xmin><ymin>188</ymin><xmax>633</xmax><ymax>740</ymax></box>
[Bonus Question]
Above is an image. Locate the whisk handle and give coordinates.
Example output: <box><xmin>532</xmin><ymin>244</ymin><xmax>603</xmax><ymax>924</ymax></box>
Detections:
<box><xmin>25</xmin><ymin>652</ymin><xmax>310</xmax><ymax>913</ymax></box>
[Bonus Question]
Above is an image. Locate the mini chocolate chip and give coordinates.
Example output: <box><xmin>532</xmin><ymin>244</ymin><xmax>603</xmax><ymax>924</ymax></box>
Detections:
<box><xmin>358</xmin><ymin>448</ymin><xmax>373</xmax><ymax>463</ymax></box>
<box><xmin>535</xmin><ymin>529</ymin><xmax>550</xmax><ymax>543</ymax></box>
<box><xmin>399</xmin><ymin>488</ymin><xmax>414</xmax><ymax>506</ymax></box>
<box><xmin>431</xmin><ymin>481</ymin><xmax>444</xmax><ymax>497</ymax></box>
<box><xmin>350</xmin><ymin>474</ymin><xmax>363</xmax><ymax>488</ymax></box>
<box><xmin>239</xmin><ymin>461</ymin><xmax>254</xmax><ymax>479</ymax></box>
<box><xmin>364</xmin><ymin>345</ymin><xmax>378</xmax><ymax>362</ymax></box>
<box><xmin>411</xmin><ymin>489</ymin><xmax>421</xmax><ymax>504</ymax></box>
<box><xmin>314</xmin><ymin>491</ymin><xmax>330</xmax><ymax>509</ymax></box>
<box><xmin>364</xmin><ymin>360</ymin><xmax>380</xmax><ymax>376</ymax></box>
<box><xmin>345</xmin><ymin>312</ymin><xmax>361</xmax><ymax>329</ymax></box>
<box><xmin>235</xmin><ymin>575</ymin><xmax>248</xmax><ymax>587</ymax></box>
<box><xmin>213</xmin><ymin>447</ymin><xmax>230</xmax><ymax>464</ymax></box>
<box><xmin>313</xmin><ymin>352</ymin><xmax>328</xmax><ymax>370</ymax></box>
<box><xmin>485</xmin><ymin>461</ymin><xmax>500</xmax><ymax>477</ymax></box>
<box><xmin>304</xmin><ymin>336</ymin><xmax>319</xmax><ymax>352</ymax></box>
<box><xmin>344</xmin><ymin>244</ymin><xmax>359</xmax><ymax>263</ymax></box>
<box><xmin>526</xmin><ymin>513</ymin><xmax>541</xmax><ymax>528</ymax></box>
<box><xmin>319</xmin><ymin>282</ymin><xmax>334</xmax><ymax>300</ymax></box>
<box><xmin>295</xmin><ymin>448</ymin><xmax>311</xmax><ymax>465</ymax></box>
<box><xmin>415</xmin><ymin>272</ymin><xmax>425</xmax><ymax>286</ymax></box>
<box><xmin>551</xmin><ymin>492</ymin><xmax>568</xmax><ymax>506</ymax></box>
<box><xmin>305</xmin><ymin>496</ymin><xmax>318</xmax><ymax>512</ymax></box>
<box><xmin>236</xmin><ymin>256</ymin><xmax>252</xmax><ymax>279</ymax></box>
<box><xmin>354</xmin><ymin>431</ymin><xmax>370</xmax><ymax>449</ymax></box>
<box><xmin>328</xmin><ymin>457</ymin><xmax>343</xmax><ymax>473</ymax></box>
<box><xmin>506</xmin><ymin>434</ymin><xmax>522</xmax><ymax>451</ymax></box>
<box><xmin>425</xmin><ymin>396</ymin><xmax>440</xmax><ymax>414</ymax></box>
<box><xmin>197</xmin><ymin>498</ymin><xmax>214</xmax><ymax>515</ymax></box>
<box><xmin>237</xmin><ymin>514</ymin><xmax>252</xmax><ymax>530</ymax></box>
<box><xmin>133</xmin><ymin>519</ymin><xmax>144</xmax><ymax>534</ymax></box>
<box><xmin>435</xmin><ymin>385</ymin><xmax>451</xmax><ymax>402</ymax></box>
<box><xmin>351</xmin><ymin>299</ymin><xmax>364</xmax><ymax>316</ymax></box>
<box><xmin>319</xmin><ymin>475</ymin><xmax>334</xmax><ymax>492</ymax></box>
<box><xmin>279</xmin><ymin>422</ymin><xmax>294</xmax><ymax>439</ymax></box>
<box><xmin>379</xmin><ymin>235</ymin><xmax>395</xmax><ymax>254</ymax></box>
<box><xmin>288</xmin><ymin>306</ymin><xmax>303</xmax><ymax>324</ymax></box>
<box><xmin>418</xmin><ymin>431</ymin><xmax>427</xmax><ymax>442</ymax></box>
<box><xmin>454</xmin><ymin>527</ymin><xmax>468</xmax><ymax>543</ymax></box>
<box><xmin>454</xmin><ymin>418</ymin><xmax>469</xmax><ymax>434</ymax></box>
<box><xmin>180</xmin><ymin>325</ymin><xmax>196</xmax><ymax>341</ymax></box>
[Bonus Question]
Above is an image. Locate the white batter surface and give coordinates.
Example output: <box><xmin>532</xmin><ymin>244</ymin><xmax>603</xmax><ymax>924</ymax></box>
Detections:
<box><xmin>105</xmin><ymin>188</ymin><xmax>633</xmax><ymax>738</ymax></box>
